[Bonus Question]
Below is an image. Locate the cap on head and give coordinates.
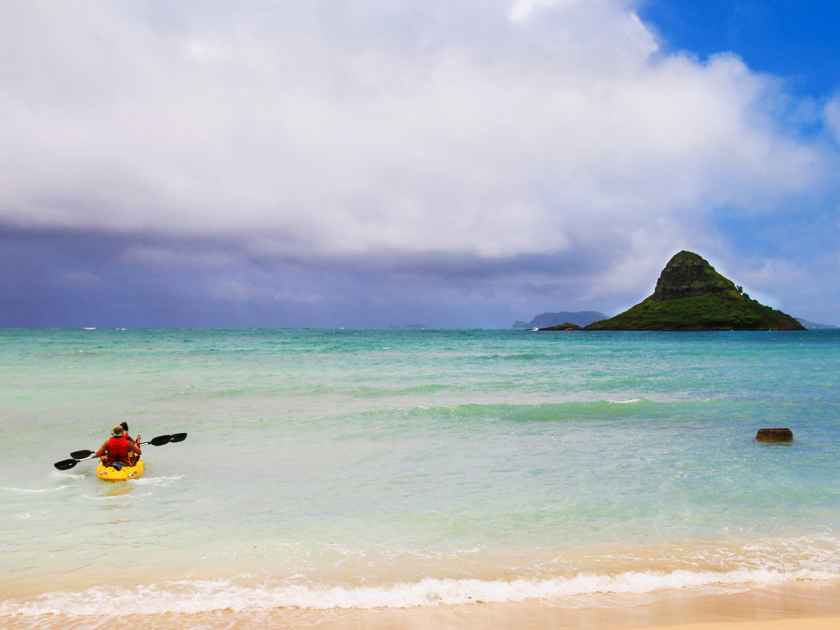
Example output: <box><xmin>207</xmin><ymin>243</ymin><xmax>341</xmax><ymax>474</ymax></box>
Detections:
<box><xmin>112</xmin><ymin>425</ymin><xmax>124</xmax><ymax>437</ymax></box>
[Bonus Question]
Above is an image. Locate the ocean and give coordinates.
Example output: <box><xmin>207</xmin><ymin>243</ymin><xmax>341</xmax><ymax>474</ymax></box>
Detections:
<box><xmin>2</xmin><ymin>328</ymin><xmax>840</xmax><ymax>626</ymax></box>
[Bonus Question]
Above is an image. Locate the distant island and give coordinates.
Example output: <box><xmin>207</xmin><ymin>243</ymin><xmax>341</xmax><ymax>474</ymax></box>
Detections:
<box><xmin>513</xmin><ymin>311</ymin><xmax>607</xmax><ymax>329</ymax></box>
<box><xmin>582</xmin><ymin>251</ymin><xmax>804</xmax><ymax>331</ymax></box>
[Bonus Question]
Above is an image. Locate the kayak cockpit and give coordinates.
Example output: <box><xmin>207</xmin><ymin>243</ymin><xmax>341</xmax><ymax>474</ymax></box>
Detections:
<box><xmin>96</xmin><ymin>459</ymin><xmax>145</xmax><ymax>481</ymax></box>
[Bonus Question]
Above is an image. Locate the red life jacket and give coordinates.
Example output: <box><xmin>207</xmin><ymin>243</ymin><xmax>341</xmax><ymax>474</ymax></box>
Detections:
<box><xmin>106</xmin><ymin>435</ymin><xmax>131</xmax><ymax>462</ymax></box>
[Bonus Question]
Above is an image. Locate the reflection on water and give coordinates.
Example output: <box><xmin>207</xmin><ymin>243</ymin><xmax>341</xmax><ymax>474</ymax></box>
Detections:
<box><xmin>105</xmin><ymin>484</ymin><xmax>133</xmax><ymax>499</ymax></box>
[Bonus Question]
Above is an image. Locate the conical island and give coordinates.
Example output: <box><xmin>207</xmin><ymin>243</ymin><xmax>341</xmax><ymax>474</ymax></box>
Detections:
<box><xmin>585</xmin><ymin>251</ymin><xmax>805</xmax><ymax>331</ymax></box>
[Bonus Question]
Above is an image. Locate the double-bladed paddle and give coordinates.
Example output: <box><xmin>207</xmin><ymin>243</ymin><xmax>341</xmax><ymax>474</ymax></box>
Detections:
<box><xmin>68</xmin><ymin>433</ymin><xmax>187</xmax><ymax>460</ymax></box>
<box><xmin>54</xmin><ymin>432</ymin><xmax>188</xmax><ymax>471</ymax></box>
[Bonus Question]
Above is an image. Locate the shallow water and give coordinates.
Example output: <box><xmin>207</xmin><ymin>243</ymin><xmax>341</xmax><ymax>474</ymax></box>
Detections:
<box><xmin>2</xmin><ymin>329</ymin><xmax>840</xmax><ymax>619</ymax></box>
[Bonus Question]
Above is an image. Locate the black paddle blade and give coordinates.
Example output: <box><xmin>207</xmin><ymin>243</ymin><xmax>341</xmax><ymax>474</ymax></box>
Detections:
<box><xmin>54</xmin><ymin>458</ymin><xmax>79</xmax><ymax>471</ymax></box>
<box><xmin>71</xmin><ymin>449</ymin><xmax>95</xmax><ymax>460</ymax></box>
<box><xmin>169</xmin><ymin>432</ymin><xmax>188</xmax><ymax>443</ymax></box>
<box><xmin>149</xmin><ymin>435</ymin><xmax>172</xmax><ymax>446</ymax></box>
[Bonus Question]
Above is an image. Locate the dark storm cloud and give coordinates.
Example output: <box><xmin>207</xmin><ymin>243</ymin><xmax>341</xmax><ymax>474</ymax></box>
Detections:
<box><xmin>0</xmin><ymin>225</ymin><xmax>628</xmax><ymax>327</ymax></box>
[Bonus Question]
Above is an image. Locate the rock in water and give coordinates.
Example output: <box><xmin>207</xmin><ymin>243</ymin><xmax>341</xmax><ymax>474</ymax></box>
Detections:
<box><xmin>586</xmin><ymin>251</ymin><xmax>805</xmax><ymax>331</ymax></box>
<box><xmin>756</xmin><ymin>428</ymin><xmax>794</xmax><ymax>442</ymax></box>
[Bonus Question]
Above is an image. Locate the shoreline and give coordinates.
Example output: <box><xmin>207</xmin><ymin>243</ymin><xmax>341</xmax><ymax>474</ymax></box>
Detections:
<box><xmin>5</xmin><ymin>580</ymin><xmax>840</xmax><ymax>629</ymax></box>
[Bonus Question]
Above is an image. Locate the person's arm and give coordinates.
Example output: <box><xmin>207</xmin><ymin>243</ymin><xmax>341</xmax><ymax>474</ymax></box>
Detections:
<box><xmin>95</xmin><ymin>440</ymin><xmax>108</xmax><ymax>458</ymax></box>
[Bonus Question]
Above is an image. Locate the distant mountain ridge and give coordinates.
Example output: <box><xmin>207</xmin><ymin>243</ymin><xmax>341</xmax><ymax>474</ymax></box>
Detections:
<box><xmin>586</xmin><ymin>251</ymin><xmax>804</xmax><ymax>331</ymax></box>
<box><xmin>513</xmin><ymin>311</ymin><xmax>607</xmax><ymax>329</ymax></box>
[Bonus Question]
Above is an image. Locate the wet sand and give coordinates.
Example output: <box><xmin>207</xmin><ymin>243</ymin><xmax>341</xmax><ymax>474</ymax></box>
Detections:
<box><xmin>636</xmin><ymin>620</ymin><xmax>840</xmax><ymax>630</ymax></box>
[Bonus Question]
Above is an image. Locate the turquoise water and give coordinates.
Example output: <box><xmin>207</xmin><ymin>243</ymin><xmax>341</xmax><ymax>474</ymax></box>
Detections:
<box><xmin>2</xmin><ymin>328</ymin><xmax>840</xmax><ymax>616</ymax></box>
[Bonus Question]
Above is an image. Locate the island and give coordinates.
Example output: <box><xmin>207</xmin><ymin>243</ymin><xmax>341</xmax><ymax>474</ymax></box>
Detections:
<box><xmin>584</xmin><ymin>251</ymin><xmax>805</xmax><ymax>331</ymax></box>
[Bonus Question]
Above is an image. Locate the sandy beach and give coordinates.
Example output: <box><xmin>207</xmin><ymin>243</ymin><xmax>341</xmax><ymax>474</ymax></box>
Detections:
<box><xmin>640</xmin><ymin>620</ymin><xmax>840</xmax><ymax>630</ymax></box>
<box><xmin>252</xmin><ymin>581</ymin><xmax>840</xmax><ymax>629</ymax></box>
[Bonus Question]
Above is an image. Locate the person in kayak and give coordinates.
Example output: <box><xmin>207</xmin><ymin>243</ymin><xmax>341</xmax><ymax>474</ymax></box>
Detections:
<box><xmin>96</xmin><ymin>425</ymin><xmax>141</xmax><ymax>468</ymax></box>
<box><xmin>119</xmin><ymin>421</ymin><xmax>142</xmax><ymax>463</ymax></box>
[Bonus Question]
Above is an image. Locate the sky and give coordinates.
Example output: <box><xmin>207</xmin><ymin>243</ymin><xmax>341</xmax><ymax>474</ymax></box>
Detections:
<box><xmin>2</xmin><ymin>0</ymin><xmax>840</xmax><ymax>328</ymax></box>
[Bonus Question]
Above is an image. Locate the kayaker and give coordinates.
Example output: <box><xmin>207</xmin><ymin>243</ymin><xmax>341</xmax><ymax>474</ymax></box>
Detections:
<box><xmin>96</xmin><ymin>425</ymin><xmax>141</xmax><ymax>467</ymax></box>
<box><xmin>120</xmin><ymin>420</ymin><xmax>140</xmax><ymax>466</ymax></box>
<box><xmin>119</xmin><ymin>421</ymin><xmax>142</xmax><ymax>458</ymax></box>
<box><xmin>120</xmin><ymin>421</ymin><xmax>143</xmax><ymax>465</ymax></box>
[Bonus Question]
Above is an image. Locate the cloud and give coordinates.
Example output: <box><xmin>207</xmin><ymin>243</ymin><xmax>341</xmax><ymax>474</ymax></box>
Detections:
<box><xmin>826</xmin><ymin>95</ymin><xmax>840</xmax><ymax>144</ymax></box>
<box><xmin>509</xmin><ymin>0</ymin><xmax>584</xmax><ymax>22</ymax></box>
<box><xmin>0</xmin><ymin>0</ymin><xmax>836</xmax><ymax>324</ymax></box>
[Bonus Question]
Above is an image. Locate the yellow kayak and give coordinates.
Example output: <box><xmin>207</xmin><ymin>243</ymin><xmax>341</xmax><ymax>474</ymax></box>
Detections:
<box><xmin>96</xmin><ymin>459</ymin><xmax>145</xmax><ymax>481</ymax></box>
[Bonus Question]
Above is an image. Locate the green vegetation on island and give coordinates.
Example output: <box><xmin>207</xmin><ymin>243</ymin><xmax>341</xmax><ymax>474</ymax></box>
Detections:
<box><xmin>585</xmin><ymin>251</ymin><xmax>805</xmax><ymax>331</ymax></box>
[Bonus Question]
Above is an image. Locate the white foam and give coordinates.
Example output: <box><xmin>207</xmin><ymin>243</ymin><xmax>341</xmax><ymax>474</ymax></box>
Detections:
<box><xmin>131</xmin><ymin>475</ymin><xmax>184</xmax><ymax>487</ymax></box>
<box><xmin>50</xmin><ymin>470</ymin><xmax>86</xmax><ymax>481</ymax></box>
<box><xmin>1</xmin><ymin>567</ymin><xmax>837</xmax><ymax>617</ymax></box>
<box><xmin>81</xmin><ymin>492</ymin><xmax>153</xmax><ymax>501</ymax></box>
<box><xmin>608</xmin><ymin>398</ymin><xmax>642</xmax><ymax>404</ymax></box>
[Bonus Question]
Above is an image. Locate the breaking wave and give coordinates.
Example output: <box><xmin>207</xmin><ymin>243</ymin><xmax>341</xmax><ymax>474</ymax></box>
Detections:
<box><xmin>2</xmin><ymin>567</ymin><xmax>837</xmax><ymax>617</ymax></box>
